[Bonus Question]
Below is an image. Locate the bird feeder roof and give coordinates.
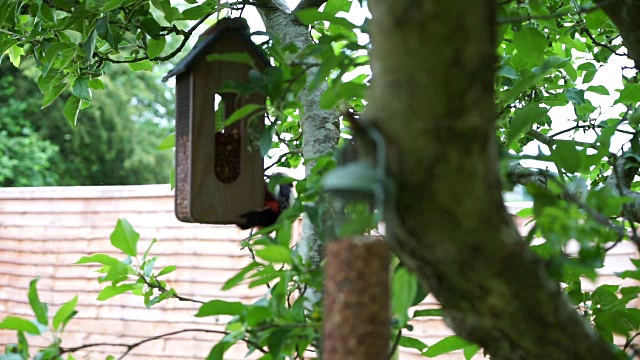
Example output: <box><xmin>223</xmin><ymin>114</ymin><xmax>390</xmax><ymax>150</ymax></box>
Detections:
<box><xmin>162</xmin><ymin>17</ymin><xmax>269</xmax><ymax>82</ymax></box>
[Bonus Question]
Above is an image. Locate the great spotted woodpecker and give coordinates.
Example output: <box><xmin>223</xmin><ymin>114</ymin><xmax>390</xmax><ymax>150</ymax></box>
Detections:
<box><xmin>238</xmin><ymin>180</ymin><xmax>295</xmax><ymax>230</ymax></box>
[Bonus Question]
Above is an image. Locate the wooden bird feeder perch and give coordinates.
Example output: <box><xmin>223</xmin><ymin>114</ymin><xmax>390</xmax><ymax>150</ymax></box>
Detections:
<box><xmin>163</xmin><ymin>17</ymin><xmax>269</xmax><ymax>225</ymax></box>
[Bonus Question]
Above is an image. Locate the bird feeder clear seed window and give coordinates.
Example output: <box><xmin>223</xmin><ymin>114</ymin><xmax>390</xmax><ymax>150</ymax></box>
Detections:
<box><xmin>163</xmin><ymin>17</ymin><xmax>270</xmax><ymax>225</ymax></box>
<box><xmin>213</xmin><ymin>92</ymin><xmax>241</xmax><ymax>184</ymax></box>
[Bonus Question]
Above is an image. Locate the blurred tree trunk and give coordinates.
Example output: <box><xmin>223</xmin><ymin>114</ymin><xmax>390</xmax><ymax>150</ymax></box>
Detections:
<box><xmin>366</xmin><ymin>1</ymin><xmax>616</xmax><ymax>359</ymax></box>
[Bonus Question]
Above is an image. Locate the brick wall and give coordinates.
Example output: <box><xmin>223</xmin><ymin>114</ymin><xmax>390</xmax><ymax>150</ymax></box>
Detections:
<box><xmin>0</xmin><ymin>187</ymin><xmax>636</xmax><ymax>359</ymax></box>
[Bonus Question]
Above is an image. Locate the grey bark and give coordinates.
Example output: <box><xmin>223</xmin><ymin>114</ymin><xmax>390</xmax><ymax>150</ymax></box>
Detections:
<box><xmin>255</xmin><ymin>0</ymin><xmax>339</xmax><ymax>285</ymax></box>
<box><xmin>366</xmin><ymin>0</ymin><xmax>616</xmax><ymax>359</ymax></box>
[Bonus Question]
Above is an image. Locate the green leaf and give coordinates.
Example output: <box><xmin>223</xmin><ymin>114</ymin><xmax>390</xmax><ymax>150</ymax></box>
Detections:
<box><xmin>577</xmin><ymin>62</ymin><xmax>597</xmax><ymax>83</ymax></box>
<box><xmin>267</xmin><ymin>328</ymin><xmax>290</xmax><ymax>359</ymax></box>
<box><xmin>72</xmin><ymin>77</ymin><xmax>92</xmax><ymax>101</ymax></box>
<box><xmin>615</xmin><ymin>83</ymin><xmax>640</xmax><ymax>105</ymax></box>
<box><xmin>259</xmin><ymin>125</ymin><xmax>275</xmax><ymax>157</ymax></box>
<box><xmin>566</xmin><ymin>88</ymin><xmax>586</xmax><ymax>105</ymax></box>
<box><xmin>17</xmin><ymin>330</ymin><xmax>30</xmax><ymax>358</ymax></box>
<box><xmin>42</xmin><ymin>81</ymin><xmax>67</xmax><ymax>108</ymax></box>
<box><xmin>255</xmin><ymin>245</ymin><xmax>293</xmax><ymax>264</ymax></box>
<box><xmin>156</xmin><ymin>133</ymin><xmax>175</xmax><ymax>150</ymax></box>
<box><xmin>53</xmin><ymin>296</ymin><xmax>78</xmax><ymax>331</ymax></box>
<box><xmin>222</xmin><ymin>263</ymin><xmax>260</xmax><ymax>290</ymax></box>
<box><xmin>96</xmin><ymin>15</ymin><xmax>120</xmax><ymax>51</ymax></box>
<box><xmin>103</xmin><ymin>0</ymin><xmax>124</xmax><ymax>12</ymax></box>
<box><xmin>516</xmin><ymin>207</ymin><xmax>534</xmax><ymax>218</ymax></box>
<box><xmin>156</xmin><ymin>265</ymin><xmax>177</xmax><ymax>277</ymax></box>
<box><xmin>551</xmin><ymin>141</ymin><xmax>587</xmax><ymax>173</ymax></box>
<box><xmin>0</xmin><ymin>316</ymin><xmax>40</xmax><ymax>335</ymax></box>
<box><xmin>223</xmin><ymin>104</ymin><xmax>264</xmax><ymax>127</ymax></box>
<box><xmin>463</xmin><ymin>344</ymin><xmax>482</xmax><ymax>360</ymax></box>
<box><xmin>594</xmin><ymin>310</ymin><xmax>633</xmax><ymax>334</ymax></box>
<box><xmin>110</xmin><ymin>219</ymin><xmax>140</xmax><ymax>257</ymax></box>
<box><xmin>88</xmin><ymin>78</ymin><xmax>105</xmax><ymax>90</ymax></box>
<box><xmin>324</xmin><ymin>0</ymin><xmax>351</xmax><ymax>15</ymax></box>
<box><xmin>142</xmin><ymin>257</ymin><xmax>157</xmax><ymax>277</ymax></box>
<box><xmin>413</xmin><ymin>308</ymin><xmax>442</xmax><ymax>317</ymax></box>
<box><xmin>8</xmin><ymin>44</ymin><xmax>23</xmax><ymax>67</ymax></box>
<box><xmin>97</xmin><ymin>284</ymin><xmax>137</xmax><ymax>301</ymax></box>
<box><xmin>64</xmin><ymin>96</ymin><xmax>82</xmax><ymax>127</ymax></box>
<box><xmin>319</xmin><ymin>81</ymin><xmax>368</xmax><ymax>109</ymax></box>
<box><xmin>497</xmin><ymin>66</ymin><xmax>520</xmax><ymax>80</ymax></box>
<box><xmin>142</xmin><ymin>238</ymin><xmax>157</xmax><ymax>261</ymax></box>
<box><xmin>399</xmin><ymin>336</ymin><xmax>428</xmax><ymax>352</ymax></box>
<box><xmin>28</xmin><ymin>278</ymin><xmax>48</xmax><ymax>326</ymax></box>
<box><xmin>0</xmin><ymin>39</ymin><xmax>18</xmax><ymax>60</ymax></box>
<box><xmin>586</xmin><ymin>85</ymin><xmax>609</xmax><ymax>95</ymax></box>
<box><xmin>76</xmin><ymin>253</ymin><xmax>121</xmax><ymax>265</ymax></box>
<box><xmin>206</xmin><ymin>52</ymin><xmax>256</xmax><ymax>68</ymax></box>
<box><xmin>100</xmin><ymin>261</ymin><xmax>131</xmax><ymax>284</ymax></box>
<box><xmin>513</xmin><ymin>26</ymin><xmax>546</xmax><ymax>65</ymax></box>
<box><xmin>147</xmin><ymin>37</ymin><xmax>166</xmax><ymax>58</ymax></box>
<box><xmin>539</xmin><ymin>56</ymin><xmax>570</xmax><ymax>72</ymax></box>
<box><xmin>82</xmin><ymin>29</ymin><xmax>97</xmax><ymax>62</ymax></box>
<box><xmin>507</xmin><ymin>104</ymin><xmax>550</xmax><ymax>144</ymax></box>
<box><xmin>182</xmin><ymin>2</ymin><xmax>216</xmax><ymax>20</ymax></box>
<box><xmin>195</xmin><ymin>300</ymin><xmax>245</xmax><ymax>317</ymax></box>
<box><xmin>276</xmin><ymin>219</ymin><xmax>293</xmax><ymax>247</ymax></box>
<box><xmin>129</xmin><ymin>60</ymin><xmax>154</xmax><ymax>72</ymax></box>
<box><xmin>153</xmin><ymin>0</ymin><xmax>183</xmax><ymax>22</ymax></box>
<box><xmin>392</xmin><ymin>267</ymin><xmax>418</xmax><ymax>327</ymax></box>
<box><xmin>296</xmin><ymin>8</ymin><xmax>358</xmax><ymax>29</ymax></box>
<box><xmin>424</xmin><ymin>336</ymin><xmax>472</xmax><ymax>357</ymax></box>
<box><xmin>38</xmin><ymin>3</ymin><xmax>56</xmax><ymax>23</ymax></box>
<box><xmin>206</xmin><ymin>340</ymin><xmax>234</xmax><ymax>360</ymax></box>
<box><xmin>141</xmin><ymin>16</ymin><xmax>162</xmax><ymax>39</ymax></box>
<box><xmin>617</xmin><ymin>269</ymin><xmax>640</xmax><ymax>280</ymax></box>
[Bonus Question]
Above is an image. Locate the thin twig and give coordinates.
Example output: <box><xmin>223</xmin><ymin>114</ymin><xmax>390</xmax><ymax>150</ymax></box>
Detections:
<box><xmin>275</xmin><ymin>63</ymin><xmax>322</xmax><ymax>109</ymax></box>
<box><xmin>0</xmin><ymin>28</ymin><xmax>26</xmax><ymax>39</ymax></box>
<box><xmin>141</xmin><ymin>274</ymin><xmax>206</xmax><ymax>304</ymax></box>
<box><xmin>546</xmin><ymin>175</ymin><xmax>628</xmax><ymax>243</ymax></box>
<box><xmin>60</xmin><ymin>328</ymin><xmax>268</xmax><ymax>358</ymax></box>
<box><xmin>265</xmin><ymin>150</ymin><xmax>302</xmax><ymax>172</ymax></box>
<box><xmin>548</xmin><ymin>123</ymin><xmax>634</xmax><ymax>138</ymax></box>
<box><xmin>625</xmin><ymin>331</ymin><xmax>640</xmax><ymax>351</ymax></box>
<box><xmin>527</xmin><ymin>129</ymin><xmax>598</xmax><ymax>149</ymax></box>
<box><xmin>95</xmin><ymin>11</ymin><xmax>216</xmax><ymax>64</ymax></box>
<box><xmin>572</xmin><ymin>0</ymin><xmax>627</xmax><ymax>58</ymax></box>
<box><xmin>580</xmin><ymin>26</ymin><xmax>627</xmax><ymax>57</ymax></box>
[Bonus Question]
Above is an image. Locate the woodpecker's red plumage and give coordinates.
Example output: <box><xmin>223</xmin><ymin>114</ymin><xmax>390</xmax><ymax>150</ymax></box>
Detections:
<box><xmin>237</xmin><ymin>181</ymin><xmax>293</xmax><ymax>230</ymax></box>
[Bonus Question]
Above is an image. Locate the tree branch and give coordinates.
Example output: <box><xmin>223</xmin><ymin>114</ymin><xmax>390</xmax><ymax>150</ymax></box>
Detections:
<box><xmin>95</xmin><ymin>11</ymin><xmax>216</xmax><ymax>65</ymax></box>
<box><xmin>141</xmin><ymin>274</ymin><xmax>206</xmax><ymax>304</ymax></box>
<box><xmin>593</xmin><ymin>0</ymin><xmax>640</xmax><ymax>68</ymax></box>
<box><xmin>255</xmin><ymin>0</ymin><xmax>291</xmax><ymax>14</ymax></box>
<box><xmin>59</xmin><ymin>328</ymin><xmax>268</xmax><ymax>358</ymax></box>
<box><xmin>265</xmin><ymin>150</ymin><xmax>302</xmax><ymax>172</ymax></box>
<box><xmin>367</xmin><ymin>0</ymin><xmax>617</xmax><ymax>358</ymax></box>
<box><xmin>527</xmin><ymin>129</ymin><xmax>599</xmax><ymax>149</ymax></box>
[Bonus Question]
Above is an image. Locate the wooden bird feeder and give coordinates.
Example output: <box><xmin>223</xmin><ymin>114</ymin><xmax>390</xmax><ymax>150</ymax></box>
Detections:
<box><xmin>163</xmin><ymin>17</ymin><xmax>269</xmax><ymax>224</ymax></box>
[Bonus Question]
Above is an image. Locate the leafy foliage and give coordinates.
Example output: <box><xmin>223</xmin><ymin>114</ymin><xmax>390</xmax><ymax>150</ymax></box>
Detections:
<box><xmin>2</xmin><ymin>0</ymin><xmax>640</xmax><ymax>359</ymax></box>
<box><xmin>0</xmin><ymin>61</ymin><xmax>174</xmax><ymax>186</ymax></box>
